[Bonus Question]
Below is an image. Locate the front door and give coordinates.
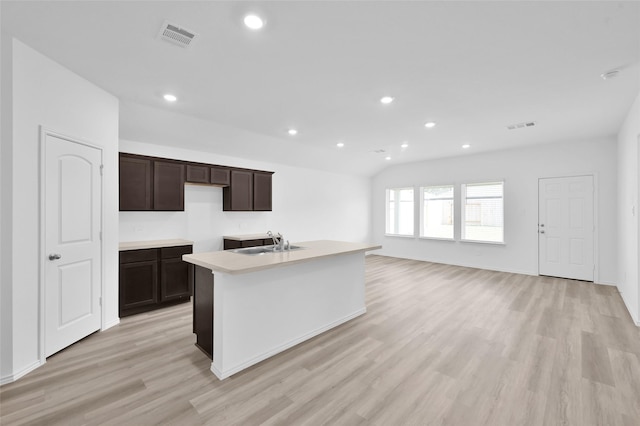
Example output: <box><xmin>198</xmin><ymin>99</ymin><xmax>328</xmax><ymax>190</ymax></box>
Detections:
<box><xmin>44</xmin><ymin>132</ymin><xmax>102</xmax><ymax>357</ymax></box>
<box><xmin>538</xmin><ymin>175</ymin><xmax>594</xmax><ymax>281</ymax></box>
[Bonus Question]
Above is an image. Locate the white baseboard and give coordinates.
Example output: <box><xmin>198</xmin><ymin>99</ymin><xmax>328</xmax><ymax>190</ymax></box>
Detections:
<box><xmin>0</xmin><ymin>359</ymin><xmax>44</xmax><ymax>386</ymax></box>
<box><xmin>618</xmin><ymin>290</ymin><xmax>640</xmax><ymax>327</ymax></box>
<box><xmin>595</xmin><ymin>280</ymin><xmax>617</xmax><ymax>287</ymax></box>
<box><xmin>212</xmin><ymin>308</ymin><xmax>367</xmax><ymax>380</ymax></box>
<box><xmin>372</xmin><ymin>253</ymin><xmax>536</xmax><ymax>276</ymax></box>
<box><xmin>102</xmin><ymin>317</ymin><xmax>120</xmax><ymax>331</ymax></box>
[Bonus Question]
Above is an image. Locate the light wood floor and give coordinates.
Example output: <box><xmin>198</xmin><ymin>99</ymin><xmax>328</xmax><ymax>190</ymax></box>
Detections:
<box><xmin>2</xmin><ymin>255</ymin><xmax>639</xmax><ymax>425</ymax></box>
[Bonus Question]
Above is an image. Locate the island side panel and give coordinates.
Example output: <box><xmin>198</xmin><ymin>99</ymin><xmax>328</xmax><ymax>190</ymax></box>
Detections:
<box><xmin>194</xmin><ymin>265</ymin><xmax>214</xmax><ymax>359</ymax></box>
<box><xmin>211</xmin><ymin>252</ymin><xmax>366</xmax><ymax>379</ymax></box>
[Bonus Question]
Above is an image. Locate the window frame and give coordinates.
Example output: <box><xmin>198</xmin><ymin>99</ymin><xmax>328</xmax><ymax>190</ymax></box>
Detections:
<box><xmin>385</xmin><ymin>187</ymin><xmax>415</xmax><ymax>237</ymax></box>
<box><xmin>419</xmin><ymin>184</ymin><xmax>455</xmax><ymax>241</ymax></box>
<box><xmin>460</xmin><ymin>180</ymin><xmax>505</xmax><ymax>245</ymax></box>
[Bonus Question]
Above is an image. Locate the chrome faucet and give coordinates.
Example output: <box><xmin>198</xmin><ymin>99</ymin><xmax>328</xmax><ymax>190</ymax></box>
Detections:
<box><xmin>267</xmin><ymin>231</ymin><xmax>283</xmax><ymax>250</ymax></box>
<box><xmin>267</xmin><ymin>231</ymin><xmax>290</xmax><ymax>251</ymax></box>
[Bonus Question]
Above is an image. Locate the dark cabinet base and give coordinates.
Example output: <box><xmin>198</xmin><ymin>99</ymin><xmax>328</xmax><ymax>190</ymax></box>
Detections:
<box><xmin>119</xmin><ymin>245</ymin><xmax>193</xmax><ymax>318</ymax></box>
<box><xmin>194</xmin><ymin>265</ymin><xmax>213</xmax><ymax>359</ymax></box>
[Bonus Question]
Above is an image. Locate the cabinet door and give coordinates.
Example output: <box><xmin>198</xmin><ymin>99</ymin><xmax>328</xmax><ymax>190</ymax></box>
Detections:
<box><xmin>223</xmin><ymin>170</ymin><xmax>253</xmax><ymax>211</ymax></box>
<box><xmin>210</xmin><ymin>167</ymin><xmax>230</xmax><ymax>186</ymax></box>
<box><xmin>186</xmin><ymin>164</ymin><xmax>209</xmax><ymax>183</ymax></box>
<box><xmin>160</xmin><ymin>258</ymin><xmax>192</xmax><ymax>302</ymax></box>
<box><xmin>253</xmin><ymin>172</ymin><xmax>273</xmax><ymax>211</ymax></box>
<box><xmin>154</xmin><ymin>161</ymin><xmax>185</xmax><ymax>211</ymax></box>
<box><xmin>119</xmin><ymin>260</ymin><xmax>158</xmax><ymax>315</ymax></box>
<box><xmin>119</xmin><ymin>155</ymin><xmax>152</xmax><ymax>211</ymax></box>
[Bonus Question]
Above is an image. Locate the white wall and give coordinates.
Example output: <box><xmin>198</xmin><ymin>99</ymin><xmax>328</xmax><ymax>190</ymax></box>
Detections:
<box><xmin>1</xmin><ymin>39</ymin><xmax>119</xmax><ymax>384</ymax></box>
<box><xmin>119</xmin><ymin>140</ymin><xmax>372</xmax><ymax>251</ymax></box>
<box><xmin>1</xmin><ymin>30</ymin><xmax>15</xmax><ymax>380</ymax></box>
<box><xmin>617</xmin><ymin>91</ymin><xmax>640</xmax><ymax>325</ymax></box>
<box><xmin>372</xmin><ymin>138</ymin><xmax>618</xmax><ymax>284</ymax></box>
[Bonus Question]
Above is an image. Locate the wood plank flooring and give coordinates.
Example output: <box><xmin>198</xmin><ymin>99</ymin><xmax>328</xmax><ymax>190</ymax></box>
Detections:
<box><xmin>2</xmin><ymin>255</ymin><xmax>639</xmax><ymax>425</ymax></box>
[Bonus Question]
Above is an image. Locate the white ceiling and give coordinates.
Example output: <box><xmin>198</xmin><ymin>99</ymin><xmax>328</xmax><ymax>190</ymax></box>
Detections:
<box><xmin>2</xmin><ymin>1</ymin><xmax>639</xmax><ymax>176</ymax></box>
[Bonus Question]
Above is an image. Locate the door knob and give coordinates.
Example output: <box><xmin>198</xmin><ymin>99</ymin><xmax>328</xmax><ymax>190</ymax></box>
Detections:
<box><xmin>539</xmin><ymin>230</ymin><xmax>545</xmax><ymax>234</ymax></box>
<box><xmin>540</xmin><ymin>224</ymin><xmax>545</xmax><ymax>227</ymax></box>
<box><xmin>48</xmin><ymin>253</ymin><xmax>62</xmax><ymax>261</ymax></box>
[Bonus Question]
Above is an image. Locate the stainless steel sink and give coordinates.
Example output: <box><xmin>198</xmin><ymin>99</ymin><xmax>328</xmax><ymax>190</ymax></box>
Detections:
<box><xmin>231</xmin><ymin>245</ymin><xmax>305</xmax><ymax>255</ymax></box>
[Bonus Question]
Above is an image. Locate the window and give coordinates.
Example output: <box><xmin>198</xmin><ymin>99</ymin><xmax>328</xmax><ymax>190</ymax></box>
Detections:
<box><xmin>420</xmin><ymin>185</ymin><xmax>454</xmax><ymax>239</ymax></box>
<box><xmin>462</xmin><ymin>181</ymin><xmax>504</xmax><ymax>243</ymax></box>
<box><xmin>386</xmin><ymin>188</ymin><xmax>414</xmax><ymax>236</ymax></box>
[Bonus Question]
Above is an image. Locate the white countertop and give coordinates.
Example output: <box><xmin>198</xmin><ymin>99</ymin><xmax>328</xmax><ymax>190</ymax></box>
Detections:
<box><xmin>119</xmin><ymin>239</ymin><xmax>194</xmax><ymax>251</ymax></box>
<box><xmin>222</xmin><ymin>233</ymin><xmax>271</xmax><ymax>241</ymax></box>
<box><xmin>183</xmin><ymin>240</ymin><xmax>381</xmax><ymax>275</ymax></box>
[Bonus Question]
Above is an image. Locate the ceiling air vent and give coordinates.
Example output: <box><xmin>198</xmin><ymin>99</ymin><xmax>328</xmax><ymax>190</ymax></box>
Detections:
<box><xmin>157</xmin><ymin>21</ymin><xmax>197</xmax><ymax>48</ymax></box>
<box><xmin>506</xmin><ymin>121</ymin><xmax>536</xmax><ymax>130</ymax></box>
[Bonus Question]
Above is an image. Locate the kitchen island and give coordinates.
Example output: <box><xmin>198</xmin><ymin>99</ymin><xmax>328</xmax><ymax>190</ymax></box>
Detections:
<box><xmin>182</xmin><ymin>240</ymin><xmax>381</xmax><ymax>380</ymax></box>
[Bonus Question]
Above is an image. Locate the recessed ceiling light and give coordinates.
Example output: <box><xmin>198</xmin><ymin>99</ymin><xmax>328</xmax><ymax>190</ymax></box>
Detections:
<box><xmin>244</xmin><ymin>14</ymin><xmax>264</xmax><ymax>30</ymax></box>
<box><xmin>462</xmin><ymin>144</ymin><xmax>471</xmax><ymax>149</ymax></box>
<box><xmin>385</xmin><ymin>156</ymin><xmax>391</xmax><ymax>160</ymax></box>
<box><xmin>288</xmin><ymin>129</ymin><xmax>298</xmax><ymax>136</ymax></box>
<box><xmin>401</xmin><ymin>142</ymin><xmax>409</xmax><ymax>148</ymax></box>
<box><xmin>380</xmin><ymin>96</ymin><xmax>394</xmax><ymax>104</ymax></box>
<box><xmin>424</xmin><ymin>121</ymin><xmax>436</xmax><ymax>128</ymax></box>
<box><xmin>336</xmin><ymin>142</ymin><xmax>345</xmax><ymax>148</ymax></box>
<box><xmin>163</xmin><ymin>94</ymin><xmax>177</xmax><ymax>102</ymax></box>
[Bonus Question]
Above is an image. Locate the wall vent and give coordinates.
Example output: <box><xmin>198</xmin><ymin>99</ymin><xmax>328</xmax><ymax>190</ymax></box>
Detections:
<box><xmin>157</xmin><ymin>21</ymin><xmax>197</xmax><ymax>48</ymax></box>
<box><xmin>506</xmin><ymin>121</ymin><xmax>536</xmax><ymax>130</ymax></box>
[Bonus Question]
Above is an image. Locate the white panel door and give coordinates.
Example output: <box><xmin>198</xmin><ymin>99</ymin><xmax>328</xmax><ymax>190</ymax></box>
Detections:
<box><xmin>538</xmin><ymin>176</ymin><xmax>594</xmax><ymax>281</ymax></box>
<box><xmin>45</xmin><ymin>133</ymin><xmax>102</xmax><ymax>357</ymax></box>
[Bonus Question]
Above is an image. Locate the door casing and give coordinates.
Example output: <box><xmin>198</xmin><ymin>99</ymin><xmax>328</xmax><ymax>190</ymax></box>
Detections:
<box><xmin>39</xmin><ymin>127</ymin><xmax>105</xmax><ymax>364</ymax></box>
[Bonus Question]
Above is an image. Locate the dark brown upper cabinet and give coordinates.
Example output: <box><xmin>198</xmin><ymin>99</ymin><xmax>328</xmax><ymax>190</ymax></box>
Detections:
<box><xmin>253</xmin><ymin>172</ymin><xmax>273</xmax><ymax>211</ymax></box>
<box><xmin>210</xmin><ymin>167</ymin><xmax>230</xmax><ymax>186</ymax></box>
<box><xmin>120</xmin><ymin>155</ymin><xmax>153</xmax><ymax>211</ymax></box>
<box><xmin>186</xmin><ymin>164</ymin><xmax>210</xmax><ymax>184</ymax></box>
<box><xmin>223</xmin><ymin>169</ymin><xmax>254</xmax><ymax>211</ymax></box>
<box><xmin>120</xmin><ymin>153</ymin><xmax>272</xmax><ymax>212</ymax></box>
<box><xmin>153</xmin><ymin>161</ymin><xmax>185</xmax><ymax>211</ymax></box>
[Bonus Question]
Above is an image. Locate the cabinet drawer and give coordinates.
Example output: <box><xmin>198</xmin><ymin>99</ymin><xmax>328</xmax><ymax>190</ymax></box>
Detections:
<box><xmin>241</xmin><ymin>239</ymin><xmax>265</xmax><ymax>248</ymax></box>
<box><xmin>120</xmin><ymin>249</ymin><xmax>158</xmax><ymax>263</ymax></box>
<box><xmin>224</xmin><ymin>239</ymin><xmax>242</xmax><ymax>250</ymax></box>
<box><xmin>161</xmin><ymin>245</ymin><xmax>193</xmax><ymax>259</ymax></box>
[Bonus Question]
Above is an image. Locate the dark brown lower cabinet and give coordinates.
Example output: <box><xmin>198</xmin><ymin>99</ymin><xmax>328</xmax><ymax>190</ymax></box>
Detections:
<box><xmin>193</xmin><ymin>265</ymin><xmax>214</xmax><ymax>359</ymax></box>
<box><xmin>119</xmin><ymin>259</ymin><xmax>158</xmax><ymax>313</ymax></box>
<box><xmin>119</xmin><ymin>245</ymin><xmax>193</xmax><ymax>317</ymax></box>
